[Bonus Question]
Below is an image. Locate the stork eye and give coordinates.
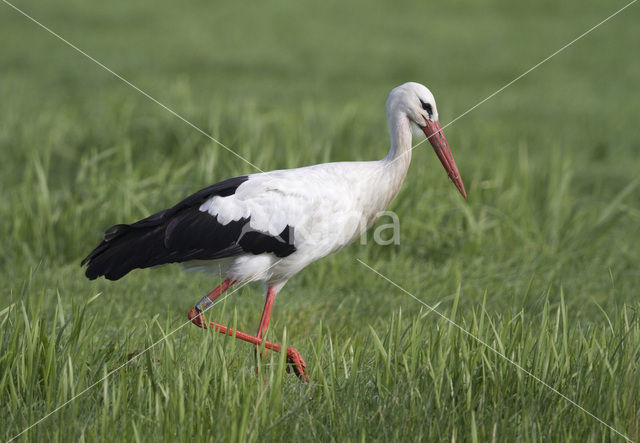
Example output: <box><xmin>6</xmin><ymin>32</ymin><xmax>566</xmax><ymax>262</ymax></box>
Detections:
<box><xmin>419</xmin><ymin>99</ymin><xmax>433</xmax><ymax>117</ymax></box>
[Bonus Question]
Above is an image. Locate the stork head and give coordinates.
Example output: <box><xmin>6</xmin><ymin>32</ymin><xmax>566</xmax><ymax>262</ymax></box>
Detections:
<box><xmin>387</xmin><ymin>82</ymin><xmax>467</xmax><ymax>199</ymax></box>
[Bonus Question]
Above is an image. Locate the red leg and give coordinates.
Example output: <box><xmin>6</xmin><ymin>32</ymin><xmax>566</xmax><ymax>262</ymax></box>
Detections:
<box><xmin>208</xmin><ymin>321</ymin><xmax>308</xmax><ymax>382</ymax></box>
<box><xmin>188</xmin><ymin>278</ymin><xmax>234</xmax><ymax>327</ymax></box>
<box><xmin>255</xmin><ymin>286</ymin><xmax>278</xmax><ymax>359</ymax></box>
<box><xmin>187</xmin><ymin>282</ymin><xmax>308</xmax><ymax>381</ymax></box>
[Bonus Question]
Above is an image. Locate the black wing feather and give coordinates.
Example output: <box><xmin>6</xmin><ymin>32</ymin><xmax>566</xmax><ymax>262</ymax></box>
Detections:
<box><xmin>82</xmin><ymin>175</ymin><xmax>297</xmax><ymax>281</ymax></box>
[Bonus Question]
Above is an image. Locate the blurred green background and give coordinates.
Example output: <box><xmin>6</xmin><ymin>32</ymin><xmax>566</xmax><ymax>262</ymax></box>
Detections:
<box><xmin>1</xmin><ymin>0</ymin><xmax>639</xmax><ymax>441</ymax></box>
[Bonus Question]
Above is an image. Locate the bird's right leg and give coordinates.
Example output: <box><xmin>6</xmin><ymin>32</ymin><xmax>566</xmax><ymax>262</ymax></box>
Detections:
<box><xmin>187</xmin><ymin>278</ymin><xmax>235</xmax><ymax>328</ymax></box>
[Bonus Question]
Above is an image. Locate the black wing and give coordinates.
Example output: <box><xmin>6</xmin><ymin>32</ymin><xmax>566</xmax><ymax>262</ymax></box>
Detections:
<box><xmin>81</xmin><ymin>176</ymin><xmax>296</xmax><ymax>281</ymax></box>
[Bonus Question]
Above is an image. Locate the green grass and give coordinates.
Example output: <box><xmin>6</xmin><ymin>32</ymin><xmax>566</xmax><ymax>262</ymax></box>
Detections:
<box><xmin>1</xmin><ymin>0</ymin><xmax>640</xmax><ymax>441</ymax></box>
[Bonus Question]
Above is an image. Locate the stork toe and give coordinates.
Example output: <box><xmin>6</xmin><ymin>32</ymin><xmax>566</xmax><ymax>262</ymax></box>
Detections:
<box><xmin>188</xmin><ymin>307</ymin><xmax>206</xmax><ymax>328</ymax></box>
<box><xmin>286</xmin><ymin>347</ymin><xmax>308</xmax><ymax>382</ymax></box>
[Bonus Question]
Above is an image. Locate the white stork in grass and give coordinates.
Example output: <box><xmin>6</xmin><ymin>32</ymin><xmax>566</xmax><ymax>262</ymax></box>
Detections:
<box><xmin>82</xmin><ymin>82</ymin><xmax>467</xmax><ymax>381</ymax></box>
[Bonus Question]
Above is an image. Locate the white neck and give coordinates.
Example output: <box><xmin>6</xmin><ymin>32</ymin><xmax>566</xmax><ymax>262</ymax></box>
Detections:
<box><xmin>381</xmin><ymin>110</ymin><xmax>412</xmax><ymax>191</ymax></box>
<box><xmin>354</xmin><ymin>109</ymin><xmax>413</xmax><ymax>223</ymax></box>
<box><xmin>385</xmin><ymin>111</ymin><xmax>413</xmax><ymax>165</ymax></box>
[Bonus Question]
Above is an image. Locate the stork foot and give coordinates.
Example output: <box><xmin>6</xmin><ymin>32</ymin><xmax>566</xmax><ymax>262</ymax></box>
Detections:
<box><xmin>188</xmin><ymin>307</ymin><xmax>205</xmax><ymax>328</ymax></box>
<box><xmin>285</xmin><ymin>347</ymin><xmax>308</xmax><ymax>382</ymax></box>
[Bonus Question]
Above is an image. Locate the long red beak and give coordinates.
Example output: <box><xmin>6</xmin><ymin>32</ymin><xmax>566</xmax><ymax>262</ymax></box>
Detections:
<box><xmin>422</xmin><ymin>120</ymin><xmax>467</xmax><ymax>199</ymax></box>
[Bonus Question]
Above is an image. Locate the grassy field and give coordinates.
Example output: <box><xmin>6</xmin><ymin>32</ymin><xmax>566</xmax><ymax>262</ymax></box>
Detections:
<box><xmin>1</xmin><ymin>0</ymin><xmax>640</xmax><ymax>441</ymax></box>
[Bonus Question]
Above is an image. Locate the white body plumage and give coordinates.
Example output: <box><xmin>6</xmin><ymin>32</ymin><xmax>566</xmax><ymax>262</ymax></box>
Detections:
<box><xmin>194</xmin><ymin>159</ymin><xmax>409</xmax><ymax>287</ymax></box>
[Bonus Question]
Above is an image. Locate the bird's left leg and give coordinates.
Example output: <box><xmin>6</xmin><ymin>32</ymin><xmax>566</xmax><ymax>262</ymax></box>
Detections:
<box><xmin>254</xmin><ymin>286</ymin><xmax>278</xmax><ymax>359</ymax></box>
<box><xmin>252</xmin><ymin>286</ymin><xmax>307</xmax><ymax>379</ymax></box>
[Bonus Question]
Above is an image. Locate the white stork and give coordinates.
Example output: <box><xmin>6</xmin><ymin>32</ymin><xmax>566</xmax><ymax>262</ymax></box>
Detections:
<box><xmin>82</xmin><ymin>82</ymin><xmax>467</xmax><ymax>380</ymax></box>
